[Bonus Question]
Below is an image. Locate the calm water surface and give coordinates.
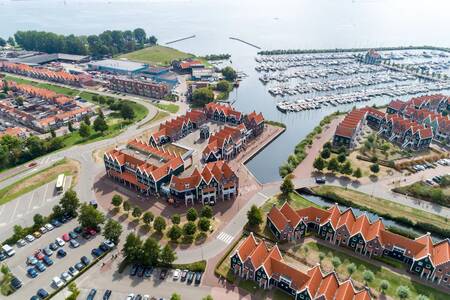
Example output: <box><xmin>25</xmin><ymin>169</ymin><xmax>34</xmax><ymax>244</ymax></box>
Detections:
<box><xmin>1</xmin><ymin>0</ymin><xmax>450</xmax><ymax>182</ymax></box>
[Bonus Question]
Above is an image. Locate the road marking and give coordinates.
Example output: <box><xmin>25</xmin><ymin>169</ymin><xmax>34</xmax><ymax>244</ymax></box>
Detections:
<box><xmin>28</xmin><ymin>190</ymin><xmax>36</xmax><ymax>211</ymax></box>
<box><xmin>10</xmin><ymin>199</ymin><xmax>20</xmax><ymax>221</ymax></box>
<box><xmin>217</xmin><ymin>232</ymin><xmax>234</xmax><ymax>244</ymax></box>
<box><xmin>257</xmin><ymin>192</ymin><xmax>270</xmax><ymax>199</ymax></box>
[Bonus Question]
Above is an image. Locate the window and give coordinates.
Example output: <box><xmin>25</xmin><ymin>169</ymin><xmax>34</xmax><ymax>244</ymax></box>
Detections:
<box><xmin>374</xmin><ymin>251</ymin><xmax>378</xmax><ymax>255</ymax></box>
<box><xmin>426</xmin><ymin>264</ymin><xmax>431</xmax><ymax>269</ymax></box>
<box><xmin>351</xmin><ymin>243</ymin><xmax>355</xmax><ymax>247</ymax></box>
<box><xmin>443</xmin><ymin>277</ymin><xmax>448</xmax><ymax>282</ymax></box>
<box><xmin>418</xmin><ymin>262</ymin><xmax>423</xmax><ymax>266</ymax></box>
<box><xmin>416</xmin><ymin>267</ymin><xmax>421</xmax><ymax>272</ymax></box>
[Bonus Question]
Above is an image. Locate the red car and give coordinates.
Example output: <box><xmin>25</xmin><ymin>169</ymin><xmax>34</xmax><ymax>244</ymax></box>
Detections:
<box><xmin>62</xmin><ymin>233</ymin><xmax>71</xmax><ymax>242</ymax></box>
<box><xmin>86</xmin><ymin>228</ymin><xmax>97</xmax><ymax>236</ymax></box>
<box><xmin>34</xmin><ymin>250</ymin><xmax>45</xmax><ymax>260</ymax></box>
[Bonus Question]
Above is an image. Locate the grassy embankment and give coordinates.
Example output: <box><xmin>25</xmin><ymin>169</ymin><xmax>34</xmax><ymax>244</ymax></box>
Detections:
<box><xmin>393</xmin><ymin>177</ymin><xmax>450</xmax><ymax>208</ymax></box>
<box><xmin>3</xmin><ymin>75</ymin><xmax>148</xmax><ymax>147</ymax></box>
<box><xmin>311</xmin><ymin>185</ymin><xmax>450</xmax><ymax>237</ymax></box>
<box><xmin>117</xmin><ymin>45</ymin><xmax>210</xmax><ymax>66</ymax></box>
<box><xmin>0</xmin><ymin>159</ymin><xmax>79</xmax><ymax>206</ymax></box>
<box><xmin>154</xmin><ymin>102</ymin><xmax>180</xmax><ymax>113</ymax></box>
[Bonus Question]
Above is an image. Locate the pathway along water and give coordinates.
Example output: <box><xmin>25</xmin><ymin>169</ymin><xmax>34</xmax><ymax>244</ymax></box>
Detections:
<box><xmin>297</xmin><ymin>192</ymin><xmax>441</xmax><ymax>241</ymax></box>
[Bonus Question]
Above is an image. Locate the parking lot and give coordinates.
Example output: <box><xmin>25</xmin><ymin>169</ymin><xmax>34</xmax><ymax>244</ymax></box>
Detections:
<box><xmin>0</xmin><ymin>176</ymin><xmax>71</xmax><ymax>242</ymax></box>
<box><xmin>3</xmin><ymin>217</ymin><xmax>109</xmax><ymax>300</ymax></box>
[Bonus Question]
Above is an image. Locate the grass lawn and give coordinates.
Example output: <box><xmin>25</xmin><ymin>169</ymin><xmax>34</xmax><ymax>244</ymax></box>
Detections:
<box><xmin>288</xmin><ymin>241</ymin><xmax>448</xmax><ymax>300</ymax></box>
<box><xmin>393</xmin><ymin>181</ymin><xmax>450</xmax><ymax>208</ymax></box>
<box><xmin>118</xmin><ymin>45</ymin><xmax>197</xmax><ymax>66</ymax></box>
<box><xmin>0</xmin><ymin>159</ymin><xmax>79</xmax><ymax>205</ymax></box>
<box><xmin>137</xmin><ymin>110</ymin><xmax>169</xmax><ymax>129</ymax></box>
<box><xmin>311</xmin><ymin>186</ymin><xmax>449</xmax><ymax>230</ymax></box>
<box><xmin>155</xmin><ymin>102</ymin><xmax>180</xmax><ymax>113</ymax></box>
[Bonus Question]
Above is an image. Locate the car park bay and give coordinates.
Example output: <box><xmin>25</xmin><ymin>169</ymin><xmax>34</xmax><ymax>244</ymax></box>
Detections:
<box><xmin>5</xmin><ymin>218</ymin><xmax>106</xmax><ymax>300</ymax></box>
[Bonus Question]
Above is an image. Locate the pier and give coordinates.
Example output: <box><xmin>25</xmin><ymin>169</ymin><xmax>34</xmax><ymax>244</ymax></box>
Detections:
<box><xmin>229</xmin><ymin>37</ymin><xmax>261</xmax><ymax>49</ymax></box>
<box><xmin>165</xmin><ymin>35</ymin><xmax>196</xmax><ymax>45</ymax></box>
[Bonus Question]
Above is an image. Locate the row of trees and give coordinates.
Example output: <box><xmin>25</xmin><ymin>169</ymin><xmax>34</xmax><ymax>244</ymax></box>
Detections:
<box><xmin>122</xmin><ymin>233</ymin><xmax>176</xmax><ymax>267</ymax></box>
<box><xmin>13</xmin><ymin>28</ymin><xmax>157</xmax><ymax>57</ymax></box>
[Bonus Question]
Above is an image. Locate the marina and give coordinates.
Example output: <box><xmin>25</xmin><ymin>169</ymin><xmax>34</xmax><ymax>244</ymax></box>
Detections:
<box><xmin>255</xmin><ymin>49</ymin><xmax>450</xmax><ymax>113</ymax></box>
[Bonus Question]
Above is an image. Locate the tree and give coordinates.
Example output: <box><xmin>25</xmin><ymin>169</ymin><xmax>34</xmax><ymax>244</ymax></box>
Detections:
<box><xmin>52</xmin><ymin>204</ymin><xmax>65</xmax><ymax>219</ymax></box>
<box><xmin>331</xmin><ymin>256</ymin><xmax>341</xmax><ymax>269</ymax></box>
<box><xmin>103</xmin><ymin>219</ymin><xmax>122</xmax><ymax>244</ymax></box>
<box><xmin>33</xmin><ymin>214</ymin><xmax>45</xmax><ymax>228</ymax></box>
<box><xmin>122</xmin><ymin>233</ymin><xmax>143</xmax><ymax>263</ymax></box>
<box><xmin>183</xmin><ymin>221</ymin><xmax>197</xmax><ymax>236</ymax></box>
<box><xmin>111</xmin><ymin>194</ymin><xmax>123</xmax><ymax>209</ymax></box>
<box><xmin>132</xmin><ymin>206</ymin><xmax>142</xmax><ymax>220</ymax></box>
<box><xmin>313</xmin><ymin>157</ymin><xmax>326</xmax><ymax>171</ymax></box>
<box><xmin>396</xmin><ymin>286</ymin><xmax>411</xmax><ymax>299</ymax></box>
<box><xmin>200</xmin><ymin>206</ymin><xmax>213</xmax><ymax>219</ymax></box>
<box><xmin>198</xmin><ymin>217</ymin><xmax>211</xmax><ymax>232</ymax></box>
<box><xmin>160</xmin><ymin>244</ymin><xmax>177</xmax><ymax>265</ymax></box>
<box><xmin>337</xmin><ymin>152</ymin><xmax>346</xmax><ymax>163</ymax></box>
<box><xmin>171</xmin><ymin>214</ymin><xmax>181</xmax><ymax>225</ymax></box>
<box><xmin>66</xmin><ymin>282</ymin><xmax>80</xmax><ymax>300</ymax></box>
<box><xmin>192</xmin><ymin>87</ymin><xmax>214</xmax><ymax>107</ymax></box>
<box><xmin>133</xmin><ymin>28</ymin><xmax>147</xmax><ymax>44</ymax></box>
<box><xmin>50</xmin><ymin>128</ymin><xmax>56</xmax><ymax>138</ymax></box>
<box><xmin>247</xmin><ymin>205</ymin><xmax>263</xmax><ymax>227</ymax></box>
<box><xmin>120</xmin><ymin>102</ymin><xmax>135</xmax><ymax>120</ymax></box>
<box><xmin>370</xmin><ymin>163</ymin><xmax>380</xmax><ymax>174</ymax></box>
<box><xmin>170</xmin><ymin>293</ymin><xmax>181</xmax><ymax>300</ymax></box>
<box><xmin>323</xmin><ymin>142</ymin><xmax>332</xmax><ymax>149</ymax></box>
<box><xmin>320</xmin><ymin>148</ymin><xmax>331</xmax><ymax>159</ymax></box>
<box><xmin>59</xmin><ymin>189</ymin><xmax>80</xmax><ymax>217</ymax></box>
<box><xmin>221</xmin><ymin>66</ymin><xmax>237</xmax><ymax>81</ymax></box>
<box><xmin>79</xmin><ymin>122</ymin><xmax>92</xmax><ymax>138</ymax></box>
<box><xmin>347</xmin><ymin>263</ymin><xmax>356</xmax><ymax>276</ymax></box>
<box><xmin>280</xmin><ymin>175</ymin><xmax>294</xmax><ymax>197</ymax></box>
<box><xmin>353</xmin><ymin>168</ymin><xmax>362</xmax><ymax>178</ymax></box>
<box><xmin>416</xmin><ymin>295</ymin><xmax>429</xmax><ymax>300</ymax></box>
<box><xmin>153</xmin><ymin>216</ymin><xmax>166</xmax><ymax>233</ymax></box>
<box><xmin>142</xmin><ymin>237</ymin><xmax>160</xmax><ymax>266</ymax></box>
<box><xmin>362</xmin><ymin>270</ymin><xmax>374</xmax><ymax>285</ymax></box>
<box><xmin>167</xmin><ymin>225</ymin><xmax>182</xmax><ymax>241</ymax></box>
<box><xmin>93</xmin><ymin>116</ymin><xmax>108</xmax><ymax>133</ymax></box>
<box><xmin>78</xmin><ymin>203</ymin><xmax>105</xmax><ymax>229</ymax></box>
<box><xmin>12</xmin><ymin>225</ymin><xmax>26</xmax><ymax>240</ymax></box>
<box><xmin>327</xmin><ymin>158</ymin><xmax>339</xmax><ymax>172</ymax></box>
<box><xmin>142</xmin><ymin>211</ymin><xmax>154</xmax><ymax>227</ymax></box>
<box><xmin>186</xmin><ymin>208</ymin><xmax>198</xmax><ymax>222</ymax></box>
<box><xmin>123</xmin><ymin>201</ymin><xmax>131</xmax><ymax>214</ymax></box>
<box><xmin>0</xmin><ymin>37</ymin><xmax>6</xmax><ymax>47</ymax></box>
<box><xmin>7</xmin><ymin>37</ymin><xmax>15</xmax><ymax>47</ymax></box>
<box><xmin>318</xmin><ymin>253</ymin><xmax>325</xmax><ymax>262</ymax></box>
<box><xmin>83</xmin><ymin>114</ymin><xmax>91</xmax><ymax>126</ymax></box>
<box><xmin>379</xmin><ymin>280</ymin><xmax>390</xmax><ymax>294</ymax></box>
<box><xmin>68</xmin><ymin>121</ymin><xmax>74</xmax><ymax>132</ymax></box>
<box><xmin>215</xmin><ymin>80</ymin><xmax>230</xmax><ymax>92</ymax></box>
<box><xmin>340</xmin><ymin>161</ymin><xmax>353</xmax><ymax>175</ymax></box>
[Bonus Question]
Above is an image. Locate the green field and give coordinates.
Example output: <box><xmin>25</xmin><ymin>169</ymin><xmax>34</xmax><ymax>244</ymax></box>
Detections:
<box><xmin>118</xmin><ymin>45</ymin><xmax>208</xmax><ymax>66</ymax></box>
<box><xmin>155</xmin><ymin>102</ymin><xmax>179</xmax><ymax>113</ymax></box>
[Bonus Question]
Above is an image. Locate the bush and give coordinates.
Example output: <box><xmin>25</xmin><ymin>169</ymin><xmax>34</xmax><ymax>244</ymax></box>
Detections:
<box><xmin>331</xmin><ymin>256</ymin><xmax>341</xmax><ymax>268</ymax></box>
<box><xmin>171</xmin><ymin>214</ymin><xmax>181</xmax><ymax>225</ymax></box>
<box><xmin>200</xmin><ymin>206</ymin><xmax>213</xmax><ymax>219</ymax></box>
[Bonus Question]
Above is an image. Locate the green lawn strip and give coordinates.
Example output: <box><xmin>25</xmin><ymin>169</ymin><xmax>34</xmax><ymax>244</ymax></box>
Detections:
<box><xmin>301</xmin><ymin>242</ymin><xmax>448</xmax><ymax>300</ymax></box>
<box><xmin>137</xmin><ymin>110</ymin><xmax>169</xmax><ymax>129</ymax></box>
<box><xmin>171</xmin><ymin>260</ymin><xmax>207</xmax><ymax>272</ymax></box>
<box><xmin>155</xmin><ymin>102</ymin><xmax>179</xmax><ymax>113</ymax></box>
<box><xmin>392</xmin><ymin>181</ymin><xmax>449</xmax><ymax>208</ymax></box>
<box><xmin>311</xmin><ymin>186</ymin><xmax>449</xmax><ymax>231</ymax></box>
<box><xmin>4</xmin><ymin>75</ymin><xmax>78</xmax><ymax>96</ymax></box>
<box><xmin>0</xmin><ymin>159</ymin><xmax>69</xmax><ymax>205</ymax></box>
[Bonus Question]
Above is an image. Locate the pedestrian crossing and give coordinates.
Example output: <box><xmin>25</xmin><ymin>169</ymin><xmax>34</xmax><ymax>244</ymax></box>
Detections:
<box><xmin>217</xmin><ymin>231</ymin><xmax>234</xmax><ymax>244</ymax></box>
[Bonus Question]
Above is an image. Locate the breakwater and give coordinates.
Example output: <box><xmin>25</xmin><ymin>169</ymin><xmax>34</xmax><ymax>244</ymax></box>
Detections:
<box><xmin>258</xmin><ymin>45</ymin><xmax>450</xmax><ymax>55</ymax></box>
<box><xmin>166</xmin><ymin>35</ymin><xmax>196</xmax><ymax>45</ymax></box>
<box><xmin>229</xmin><ymin>37</ymin><xmax>261</xmax><ymax>49</ymax></box>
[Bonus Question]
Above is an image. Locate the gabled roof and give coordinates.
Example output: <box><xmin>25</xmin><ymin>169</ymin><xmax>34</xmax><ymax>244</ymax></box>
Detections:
<box><xmin>247</xmin><ymin>111</ymin><xmax>265</xmax><ymax>125</ymax></box>
<box><xmin>235</xmin><ymin>233</ymin><xmax>258</xmax><ymax>262</ymax></box>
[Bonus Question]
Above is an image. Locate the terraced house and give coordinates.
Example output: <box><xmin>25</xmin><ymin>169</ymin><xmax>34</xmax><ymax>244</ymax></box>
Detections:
<box><xmin>267</xmin><ymin>203</ymin><xmax>450</xmax><ymax>287</ymax></box>
<box><xmin>202</xmin><ymin>124</ymin><xmax>248</xmax><ymax>162</ymax></box>
<box><xmin>230</xmin><ymin>233</ymin><xmax>371</xmax><ymax>299</ymax></box>
<box><xmin>204</xmin><ymin>102</ymin><xmax>244</xmax><ymax>125</ymax></box>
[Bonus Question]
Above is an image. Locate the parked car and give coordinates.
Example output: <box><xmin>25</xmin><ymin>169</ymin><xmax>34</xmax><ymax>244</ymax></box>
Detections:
<box><xmin>25</xmin><ymin>234</ymin><xmax>35</xmax><ymax>242</ymax></box>
<box><xmin>74</xmin><ymin>262</ymin><xmax>85</xmax><ymax>271</ymax></box>
<box><xmin>186</xmin><ymin>271</ymin><xmax>194</xmax><ymax>284</ymax></box>
<box><xmin>17</xmin><ymin>239</ymin><xmax>27</xmax><ymax>247</ymax></box>
<box><xmin>27</xmin><ymin>267</ymin><xmax>38</xmax><ymax>278</ymax></box>
<box><xmin>49</xmin><ymin>243</ymin><xmax>59</xmax><ymax>251</ymax></box>
<box><xmin>0</xmin><ymin>251</ymin><xmax>6</xmax><ymax>261</ymax></box>
<box><xmin>44</xmin><ymin>223</ymin><xmax>54</xmax><ymax>231</ymax></box>
<box><xmin>43</xmin><ymin>247</ymin><xmax>53</xmax><ymax>256</ymax></box>
<box><xmin>172</xmin><ymin>269</ymin><xmax>180</xmax><ymax>280</ymax></box>
<box><xmin>315</xmin><ymin>177</ymin><xmax>326</xmax><ymax>184</ymax></box>
<box><xmin>69</xmin><ymin>231</ymin><xmax>78</xmax><ymax>239</ymax></box>
<box><xmin>51</xmin><ymin>219</ymin><xmax>62</xmax><ymax>227</ymax></box>
<box><xmin>33</xmin><ymin>231</ymin><xmax>42</xmax><ymax>239</ymax></box>
<box><xmin>137</xmin><ymin>265</ymin><xmax>145</xmax><ymax>277</ymax></box>
<box><xmin>35</xmin><ymin>261</ymin><xmax>46</xmax><ymax>272</ymax></box>
<box><xmin>180</xmin><ymin>270</ymin><xmax>188</xmax><ymax>282</ymax></box>
<box><xmin>52</xmin><ymin>276</ymin><xmax>64</xmax><ymax>288</ymax></box>
<box><xmin>10</xmin><ymin>276</ymin><xmax>22</xmax><ymax>290</ymax></box>
<box><xmin>87</xmin><ymin>289</ymin><xmax>97</xmax><ymax>300</ymax></box>
<box><xmin>91</xmin><ymin>248</ymin><xmax>103</xmax><ymax>257</ymax></box>
<box><xmin>103</xmin><ymin>289</ymin><xmax>112</xmax><ymax>300</ymax></box>
<box><xmin>57</xmin><ymin>249</ymin><xmax>67</xmax><ymax>257</ymax></box>
<box><xmin>39</xmin><ymin>227</ymin><xmax>47</xmax><ymax>234</ymax></box>
<box><xmin>82</xmin><ymin>231</ymin><xmax>92</xmax><ymax>240</ymax></box>
<box><xmin>70</xmin><ymin>239</ymin><xmax>80</xmax><ymax>248</ymax></box>
<box><xmin>159</xmin><ymin>269</ymin><xmax>167</xmax><ymax>280</ymax></box>
<box><xmin>194</xmin><ymin>272</ymin><xmax>202</xmax><ymax>285</ymax></box>
<box><xmin>144</xmin><ymin>266</ymin><xmax>153</xmax><ymax>278</ymax></box>
<box><xmin>73</xmin><ymin>226</ymin><xmax>83</xmax><ymax>234</ymax></box>
<box><xmin>43</xmin><ymin>256</ymin><xmax>53</xmax><ymax>266</ymax></box>
<box><xmin>60</xmin><ymin>271</ymin><xmax>72</xmax><ymax>282</ymax></box>
<box><xmin>55</xmin><ymin>237</ymin><xmax>65</xmax><ymax>247</ymax></box>
<box><xmin>130</xmin><ymin>264</ymin><xmax>138</xmax><ymax>276</ymax></box>
<box><xmin>34</xmin><ymin>250</ymin><xmax>45</xmax><ymax>261</ymax></box>
<box><xmin>103</xmin><ymin>240</ymin><xmax>115</xmax><ymax>249</ymax></box>
<box><xmin>37</xmin><ymin>288</ymin><xmax>49</xmax><ymax>299</ymax></box>
<box><xmin>62</xmin><ymin>233</ymin><xmax>71</xmax><ymax>242</ymax></box>
<box><xmin>68</xmin><ymin>266</ymin><xmax>79</xmax><ymax>277</ymax></box>
<box><xmin>86</xmin><ymin>227</ymin><xmax>97</xmax><ymax>236</ymax></box>
<box><xmin>27</xmin><ymin>255</ymin><xmax>38</xmax><ymax>265</ymax></box>
<box><xmin>126</xmin><ymin>294</ymin><xmax>135</xmax><ymax>300</ymax></box>
<box><xmin>135</xmin><ymin>295</ymin><xmax>143</xmax><ymax>300</ymax></box>
<box><xmin>80</xmin><ymin>256</ymin><xmax>90</xmax><ymax>266</ymax></box>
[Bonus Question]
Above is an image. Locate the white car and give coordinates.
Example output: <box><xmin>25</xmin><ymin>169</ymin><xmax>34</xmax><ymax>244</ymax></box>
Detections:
<box><xmin>17</xmin><ymin>239</ymin><xmax>27</xmax><ymax>247</ymax></box>
<box><xmin>126</xmin><ymin>294</ymin><xmax>135</xmax><ymax>300</ymax></box>
<box><xmin>143</xmin><ymin>296</ymin><xmax>150</xmax><ymax>300</ymax></box>
<box><xmin>60</xmin><ymin>272</ymin><xmax>72</xmax><ymax>282</ymax></box>
<box><xmin>45</xmin><ymin>223</ymin><xmax>54</xmax><ymax>231</ymax></box>
<box><xmin>55</xmin><ymin>237</ymin><xmax>65</xmax><ymax>247</ymax></box>
<box><xmin>52</xmin><ymin>276</ymin><xmax>64</xmax><ymax>288</ymax></box>
<box><xmin>39</xmin><ymin>227</ymin><xmax>48</xmax><ymax>234</ymax></box>
<box><xmin>25</xmin><ymin>234</ymin><xmax>35</xmax><ymax>242</ymax></box>
<box><xmin>173</xmin><ymin>269</ymin><xmax>181</xmax><ymax>280</ymax></box>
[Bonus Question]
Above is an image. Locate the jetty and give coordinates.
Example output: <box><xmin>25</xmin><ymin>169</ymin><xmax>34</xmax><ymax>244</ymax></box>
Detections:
<box><xmin>229</xmin><ymin>37</ymin><xmax>261</xmax><ymax>49</ymax></box>
<box><xmin>166</xmin><ymin>35</ymin><xmax>196</xmax><ymax>45</ymax></box>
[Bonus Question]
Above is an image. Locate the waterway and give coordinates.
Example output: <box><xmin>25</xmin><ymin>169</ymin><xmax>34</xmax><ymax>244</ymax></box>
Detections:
<box><xmin>1</xmin><ymin>0</ymin><xmax>450</xmax><ymax>183</ymax></box>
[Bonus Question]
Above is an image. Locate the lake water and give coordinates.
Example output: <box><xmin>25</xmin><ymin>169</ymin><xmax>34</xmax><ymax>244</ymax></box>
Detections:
<box><xmin>1</xmin><ymin>0</ymin><xmax>450</xmax><ymax>182</ymax></box>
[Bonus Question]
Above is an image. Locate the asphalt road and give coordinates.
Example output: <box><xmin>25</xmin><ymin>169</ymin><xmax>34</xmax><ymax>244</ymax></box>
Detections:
<box><xmin>6</xmin><ymin>218</ymin><xmax>105</xmax><ymax>300</ymax></box>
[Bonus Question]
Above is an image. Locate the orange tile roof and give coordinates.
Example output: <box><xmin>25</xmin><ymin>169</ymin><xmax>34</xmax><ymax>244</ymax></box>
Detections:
<box><xmin>236</xmin><ymin>233</ymin><xmax>258</xmax><ymax>261</ymax></box>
